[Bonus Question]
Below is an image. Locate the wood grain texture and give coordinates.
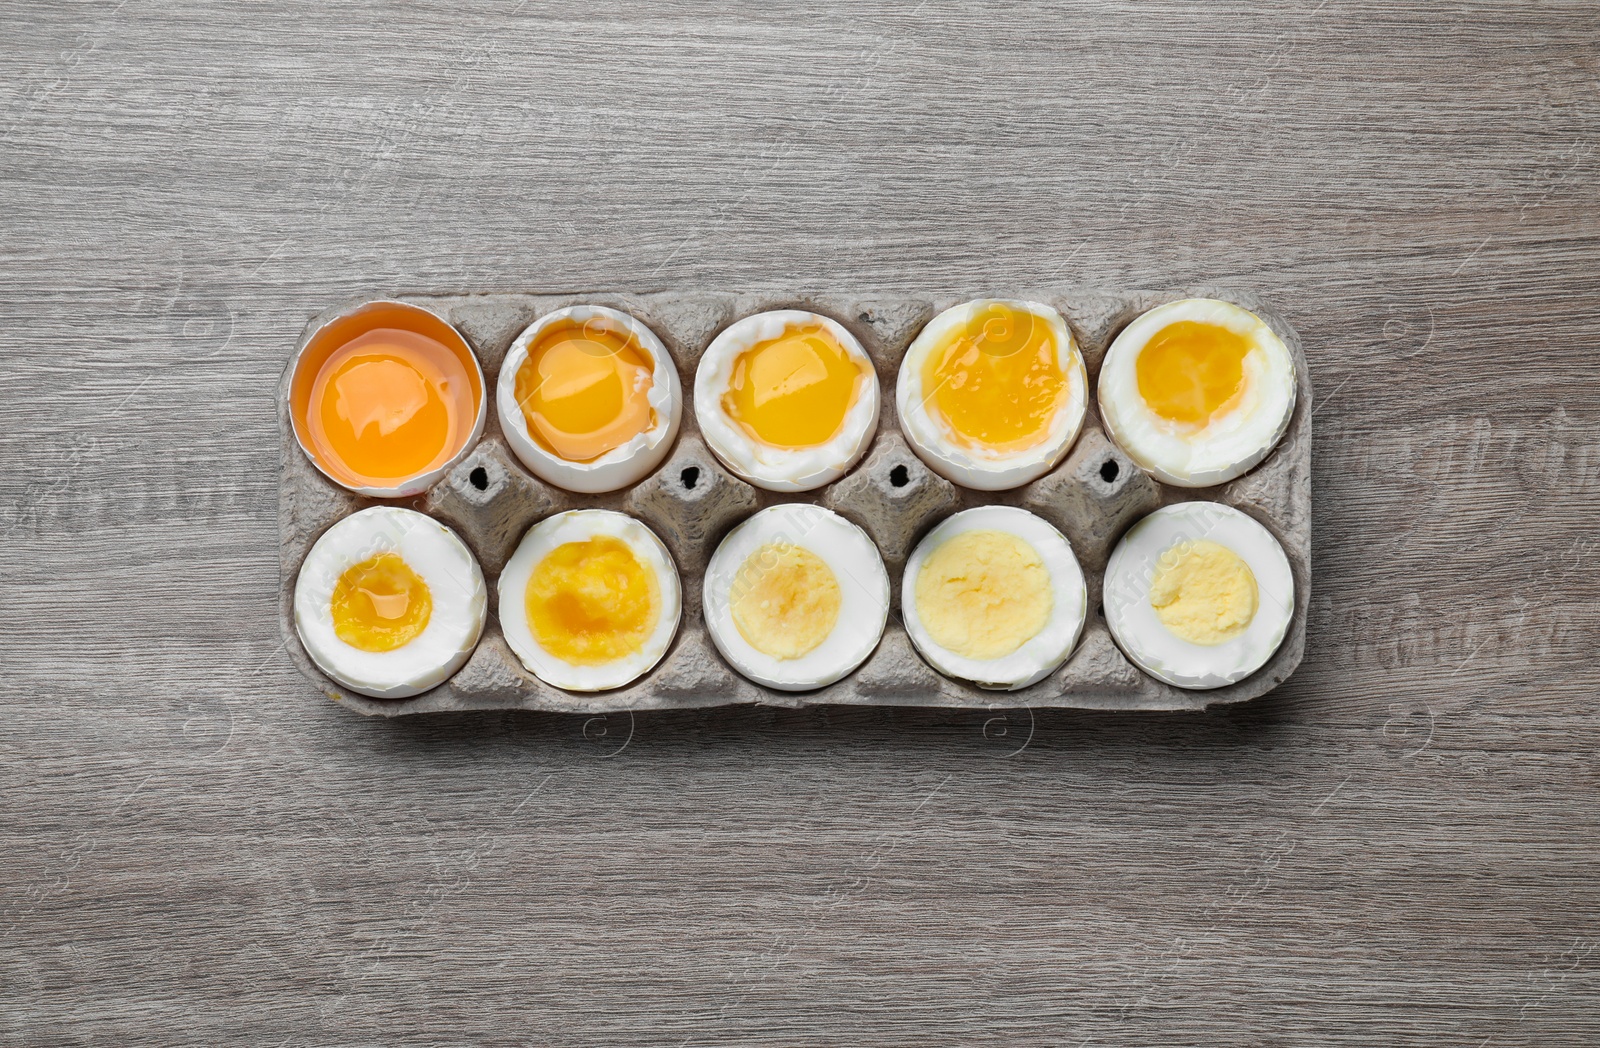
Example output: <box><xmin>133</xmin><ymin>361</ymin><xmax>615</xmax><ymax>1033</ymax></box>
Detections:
<box><xmin>2</xmin><ymin>0</ymin><xmax>1598</xmax><ymax>1044</ymax></box>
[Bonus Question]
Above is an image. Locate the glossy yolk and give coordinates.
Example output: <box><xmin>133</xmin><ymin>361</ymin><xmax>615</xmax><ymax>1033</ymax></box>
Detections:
<box><xmin>915</xmin><ymin>529</ymin><xmax>1053</xmax><ymax>661</ymax></box>
<box><xmin>308</xmin><ymin>328</ymin><xmax>474</xmax><ymax>487</ymax></box>
<box><xmin>515</xmin><ymin>319</ymin><xmax>656</xmax><ymax>462</ymax></box>
<box><xmin>920</xmin><ymin>303</ymin><xmax>1068</xmax><ymax>455</ymax></box>
<box><xmin>330</xmin><ymin>552</ymin><xmax>433</xmax><ymax>653</ymax></box>
<box><xmin>729</xmin><ymin>543</ymin><xmax>842</xmax><ymax>660</ymax></box>
<box><xmin>1148</xmin><ymin>538</ymin><xmax>1258</xmax><ymax>645</ymax></box>
<box><xmin>526</xmin><ymin>536</ymin><xmax>659</xmax><ymax>666</ymax></box>
<box><xmin>722</xmin><ymin>324</ymin><xmax>866</xmax><ymax>449</ymax></box>
<box><xmin>1135</xmin><ymin>320</ymin><xmax>1252</xmax><ymax>427</ymax></box>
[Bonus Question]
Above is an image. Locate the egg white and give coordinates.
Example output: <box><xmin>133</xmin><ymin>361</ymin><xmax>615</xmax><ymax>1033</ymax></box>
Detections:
<box><xmin>901</xmin><ymin>506</ymin><xmax>1088</xmax><ymax>691</ymax></box>
<box><xmin>896</xmin><ymin>299</ymin><xmax>1088</xmax><ymax>492</ymax></box>
<box><xmin>694</xmin><ymin>310</ymin><xmax>880</xmax><ymax>492</ymax></box>
<box><xmin>1103</xmin><ymin>502</ymin><xmax>1294</xmax><ymax>690</ymax></box>
<box><xmin>293</xmin><ymin>506</ymin><xmax>487</xmax><ymax>699</ymax></box>
<box><xmin>1098</xmin><ymin>298</ymin><xmax>1296</xmax><ymax>488</ymax></box>
<box><xmin>497</xmin><ymin>509</ymin><xmax>682</xmax><ymax>692</ymax></box>
<box><xmin>703</xmin><ymin>504</ymin><xmax>890</xmax><ymax>691</ymax></box>
<box><xmin>497</xmin><ymin>305</ymin><xmax>682</xmax><ymax>494</ymax></box>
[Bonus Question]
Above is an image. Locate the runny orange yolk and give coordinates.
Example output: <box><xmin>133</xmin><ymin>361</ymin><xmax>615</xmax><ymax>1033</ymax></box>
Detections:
<box><xmin>515</xmin><ymin>319</ymin><xmax>657</xmax><ymax>462</ymax></box>
<box><xmin>308</xmin><ymin>328</ymin><xmax>475</xmax><ymax>488</ymax></box>
<box><xmin>722</xmin><ymin>323</ymin><xmax>867</xmax><ymax>449</ymax></box>
<box><xmin>920</xmin><ymin>303</ymin><xmax>1068</xmax><ymax>455</ymax></box>
<box><xmin>330</xmin><ymin>552</ymin><xmax>433</xmax><ymax>653</ymax></box>
<box><xmin>526</xmin><ymin>536</ymin><xmax>660</xmax><ymax>666</ymax></box>
<box><xmin>1135</xmin><ymin>321</ymin><xmax>1252</xmax><ymax>427</ymax></box>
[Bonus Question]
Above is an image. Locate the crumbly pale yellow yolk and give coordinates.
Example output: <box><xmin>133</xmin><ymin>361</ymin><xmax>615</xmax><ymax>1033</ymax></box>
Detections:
<box><xmin>729</xmin><ymin>543</ymin><xmax>842</xmax><ymax>660</ymax></box>
<box><xmin>1135</xmin><ymin>320</ymin><xmax>1252</xmax><ymax>427</ymax></box>
<box><xmin>526</xmin><ymin>536</ymin><xmax>660</xmax><ymax>666</ymax></box>
<box><xmin>920</xmin><ymin>303</ymin><xmax>1068</xmax><ymax>454</ymax></box>
<box><xmin>330</xmin><ymin>552</ymin><xmax>433</xmax><ymax>653</ymax></box>
<box><xmin>1148</xmin><ymin>539</ymin><xmax>1258</xmax><ymax>645</ymax></box>
<box><xmin>515</xmin><ymin>319</ymin><xmax>656</xmax><ymax>462</ymax></box>
<box><xmin>722</xmin><ymin>323</ymin><xmax>866</xmax><ymax>449</ymax></box>
<box><xmin>914</xmin><ymin>529</ymin><xmax>1053</xmax><ymax>661</ymax></box>
<box><xmin>310</xmin><ymin>328</ymin><xmax>474</xmax><ymax>487</ymax></box>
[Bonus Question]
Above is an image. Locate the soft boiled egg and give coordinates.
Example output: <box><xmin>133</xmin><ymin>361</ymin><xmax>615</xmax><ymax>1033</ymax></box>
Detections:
<box><xmin>897</xmin><ymin>299</ymin><xmax>1088</xmax><ymax>491</ymax></box>
<box><xmin>902</xmin><ymin>506</ymin><xmax>1087</xmax><ymax>690</ymax></box>
<box><xmin>497</xmin><ymin>305</ymin><xmax>681</xmax><ymax>493</ymax></box>
<box><xmin>498</xmin><ymin>510</ymin><xmax>681</xmax><ymax>692</ymax></box>
<box><xmin>703</xmin><ymin>503</ymin><xmax>890</xmax><ymax>691</ymax></box>
<box><xmin>294</xmin><ymin>506</ymin><xmax>487</xmax><ymax>698</ymax></box>
<box><xmin>694</xmin><ymin>310</ymin><xmax>879</xmax><ymax>492</ymax></box>
<box><xmin>1103</xmin><ymin>502</ymin><xmax>1294</xmax><ymax>690</ymax></box>
<box><xmin>1098</xmin><ymin>298</ymin><xmax>1296</xmax><ymax>487</ymax></box>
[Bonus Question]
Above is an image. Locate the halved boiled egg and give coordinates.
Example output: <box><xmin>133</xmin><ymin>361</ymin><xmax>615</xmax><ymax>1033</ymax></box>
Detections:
<box><xmin>497</xmin><ymin>305</ymin><xmax>681</xmax><ymax>493</ymax></box>
<box><xmin>1103</xmin><ymin>502</ymin><xmax>1293</xmax><ymax>690</ymax></box>
<box><xmin>897</xmin><ymin>299</ymin><xmax>1088</xmax><ymax>491</ymax></box>
<box><xmin>703</xmin><ymin>504</ymin><xmax>889</xmax><ymax>691</ymax></box>
<box><xmin>1098</xmin><ymin>298</ymin><xmax>1296</xmax><ymax>487</ymax></box>
<box><xmin>694</xmin><ymin>310</ymin><xmax>879</xmax><ymax>492</ymax></box>
<box><xmin>294</xmin><ymin>506</ymin><xmax>487</xmax><ymax>698</ymax></box>
<box><xmin>902</xmin><ymin>506</ymin><xmax>1087</xmax><ymax>690</ymax></box>
<box><xmin>498</xmin><ymin>509</ymin><xmax>681</xmax><ymax>691</ymax></box>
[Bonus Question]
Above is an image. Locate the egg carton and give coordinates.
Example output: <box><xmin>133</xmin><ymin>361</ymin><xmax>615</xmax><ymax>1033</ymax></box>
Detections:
<box><xmin>277</xmin><ymin>290</ymin><xmax>1311</xmax><ymax>717</ymax></box>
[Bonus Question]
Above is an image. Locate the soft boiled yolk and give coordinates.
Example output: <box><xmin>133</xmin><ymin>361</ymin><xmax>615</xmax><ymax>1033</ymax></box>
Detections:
<box><xmin>1148</xmin><ymin>539</ymin><xmax>1258</xmax><ymax>645</ymax></box>
<box><xmin>921</xmin><ymin>303</ymin><xmax>1068</xmax><ymax>455</ymax></box>
<box><xmin>526</xmin><ymin>535</ymin><xmax>659</xmax><ymax>666</ymax></box>
<box><xmin>515</xmin><ymin>319</ymin><xmax>656</xmax><ymax>462</ymax></box>
<box><xmin>722</xmin><ymin>324</ymin><xmax>866</xmax><ymax>449</ymax></box>
<box><xmin>330</xmin><ymin>552</ymin><xmax>433</xmax><ymax>653</ymax></box>
<box><xmin>915</xmin><ymin>529</ymin><xmax>1053</xmax><ymax>661</ymax></box>
<box><xmin>308</xmin><ymin>328</ymin><xmax>475</xmax><ymax>487</ymax></box>
<box><xmin>1136</xmin><ymin>321</ymin><xmax>1252</xmax><ymax>428</ymax></box>
<box><xmin>729</xmin><ymin>543</ymin><xmax>842</xmax><ymax>660</ymax></box>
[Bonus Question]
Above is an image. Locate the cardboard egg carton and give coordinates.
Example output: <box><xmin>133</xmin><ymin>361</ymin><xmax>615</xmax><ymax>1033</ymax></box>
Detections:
<box><xmin>278</xmin><ymin>290</ymin><xmax>1311</xmax><ymax>716</ymax></box>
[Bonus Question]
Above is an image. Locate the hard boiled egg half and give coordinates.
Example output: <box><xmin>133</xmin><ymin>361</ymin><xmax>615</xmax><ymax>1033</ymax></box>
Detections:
<box><xmin>498</xmin><ymin>510</ymin><xmax>681</xmax><ymax>692</ymax></box>
<box><xmin>703</xmin><ymin>504</ymin><xmax>890</xmax><ymax>691</ymax></box>
<box><xmin>902</xmin><ymin>506</ymin><xmax>1088</xmax><ymax>690</ymax></box>
<box><xmin>897</xmin><ymin>299</ymin><xmax>1088</xmax><ymax>491</ymax></box>
<box><xmin>1098</xmin><ymin>298</ymin><xmax>1296</xmax><ymax>487</ymax></box>
<box><xmin>294</xmin><ymin>506</ymin><xmax>487</xmax><ymax>698</ymax></box>
<box><xmin>694</xmin><ymin>310</ymin><xmax>879</xmax><ymax>492</ymax></box>
<box><xmin>1103</xmin><ymin>502</ymin><xmax>1294</xmax><ymax>690</ymax></box>
<box><xmin>497</xmin><ymin>305</ymin><xmax>681</xmax><ymax>493</ymax></box>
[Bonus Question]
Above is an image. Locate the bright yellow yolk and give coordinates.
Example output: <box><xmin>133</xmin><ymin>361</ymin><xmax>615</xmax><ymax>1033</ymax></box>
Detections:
<box><xmin>915</xmin><ymin>529</ymin><xmax>1053</xmax><ymax>661</ymax></box>
<box><xmin>515</xmin><ymin>319</ymin><xmax>657</xmax><ymax>462</ymax></box>
<box><xmin>722</xmin><ymin>323</ymin><xmax>867</xmax><ymax>449</ymax></box>
<box><xmin>1136</xmin><ymin>320</ymin><xmax>1252</xmax><ymax>427</ymax></box>
<box><xmin>920</xmin><ymin>303</ymin><xmax>1068</xmax><ymax>454</ymax></box>
<box><xmin>309</xmin><ymin>329</ymin><xmax>475</xmax><ymax>487</ymax></box>
<box><xmin>1149</xmin><ymin>539</ymin><xmax>1258</xmax><ymax>645</ymax></box>
<box><xmin>729</xmin><ymin>543</ymin><xmax>842</xmax><ymax>660</ymax></box>
<box><xmin>330</xmin><ymin>553</ymin><xmax>433</xmax><ymax>653</ymax></box>
<box><xmin>526</xmin><ymin>536</ymin><xmax>660</xmax><ymax>666</ymax></box>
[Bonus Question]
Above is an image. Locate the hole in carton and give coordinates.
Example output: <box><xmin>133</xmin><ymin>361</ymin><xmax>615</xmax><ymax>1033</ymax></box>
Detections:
<box><xmin>1099</xmin><ymin>460</ymin><xmax>1119</xmax><ymax>483</ymax></box>
<box><xmin>469</xmin><ymin>466</ymin><xmax>490</xmax><ymax>491</ymax></box>
<box><xmin>889</xmin><ymin>464</ymin><xmax>910</xmax><ymax>488</ymax></box>
<box><xmin>1097</xmin><ymin>603</ymin><xmax>1105</xmax><ymax>618</ymax></box>
<box><xmin>680</xmin><ymin>466</ymin><xmax>700</xmax><ymax>490</ymax></box>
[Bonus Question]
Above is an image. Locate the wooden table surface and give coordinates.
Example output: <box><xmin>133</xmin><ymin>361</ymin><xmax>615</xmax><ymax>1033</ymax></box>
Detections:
<box><xmin>4</xmin><ymin>1</ymin><xmax>1598</xmax><ymax>1044</ymax></box>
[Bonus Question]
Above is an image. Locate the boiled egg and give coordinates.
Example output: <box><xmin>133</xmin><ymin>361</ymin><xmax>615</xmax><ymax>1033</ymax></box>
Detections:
<box><xmin>694</xmin><ymin>310</ymin><xmax>879</xmax><ymax>492</ymax></box>
<box><xmin>497</xmin><ymin>305</ymin><xmax>681</xmax><ymax>493</ymax></box>
<box><xmin>1103</xmin><ymin>502</ymin><xmax>1293</xmax><ymax>689</ymax></box>
<box><xmin>902</xmin><ymin>506</ymin><xmax>1087</xmax><ymax>690</ymax></box>
<box><xmin>703</xmin><ymin>503</ymin><xmax>889</xmax><ymax>691</ymax></box>
<box><xmin>293</xmin><ymin>506</ymin><xmax>487</xmax><ymax>698</ymax></box>
<box><xmin>897</xmin><ymin>299</ymin><xmax>1088</xmax><ymax>491</ymax></box>
<box><xmin>1098</xmin><ymin>298</ymin><xmax>1296</xmax><ymax>487</ymax></box>
<box><xmin>498</xmin><ymin>509</ymin><xmax>681</xmax><ymax>692</ymax></box>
